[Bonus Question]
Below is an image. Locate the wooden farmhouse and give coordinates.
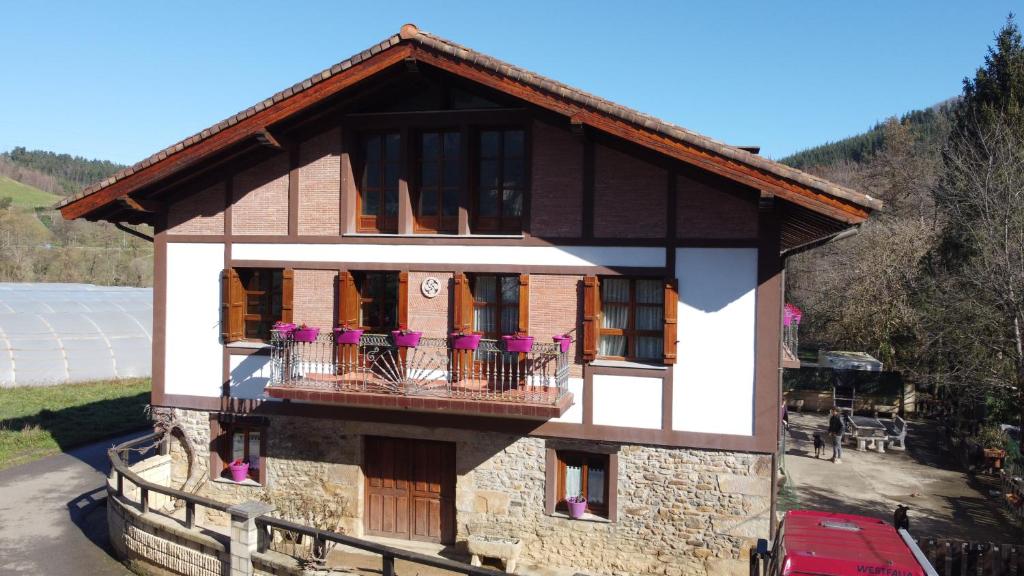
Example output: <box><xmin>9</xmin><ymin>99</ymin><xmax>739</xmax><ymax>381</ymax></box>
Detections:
<box><xmin>59</xmin><ymin>24</ymin><xmax>879</xmax><ymax>575</ymax></box>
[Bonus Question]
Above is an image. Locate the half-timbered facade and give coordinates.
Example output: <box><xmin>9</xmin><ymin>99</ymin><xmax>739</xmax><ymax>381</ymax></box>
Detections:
<box><xmin>60</xmin><ymin>25</ymin><xmax>879</xmax><ymax>575</ymax></box>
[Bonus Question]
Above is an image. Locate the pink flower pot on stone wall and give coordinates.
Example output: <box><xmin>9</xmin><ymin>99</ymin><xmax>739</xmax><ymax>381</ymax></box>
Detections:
<box><xmin>229</xmin><ymin>461</ymin><xmax>249</xmax><ymax>482</ymax></box>
<box><xmin>566</xmin><ymin>498</ymin><xmax>587</xmax><ymax>519</ymax></box>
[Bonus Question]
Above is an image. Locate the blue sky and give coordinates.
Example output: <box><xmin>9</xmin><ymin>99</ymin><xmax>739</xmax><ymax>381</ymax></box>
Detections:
<box><xmin>0</xmin><ymin>1</ymin><xmax>1016</xmax><ymax>165</ymax></box>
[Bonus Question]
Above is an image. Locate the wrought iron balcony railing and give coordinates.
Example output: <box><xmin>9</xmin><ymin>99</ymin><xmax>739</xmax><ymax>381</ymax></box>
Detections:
<box><xmin>268</xmin><ymin>331</ymin><xmax>570</xmax><ymax>407</ymax></box>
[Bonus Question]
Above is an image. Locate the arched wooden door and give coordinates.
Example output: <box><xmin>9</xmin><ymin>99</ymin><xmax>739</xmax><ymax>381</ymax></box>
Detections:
<box><xmin>363</xmin><ymin>436</ymin><xmax>455</xmax><ymax>544</ymax></box>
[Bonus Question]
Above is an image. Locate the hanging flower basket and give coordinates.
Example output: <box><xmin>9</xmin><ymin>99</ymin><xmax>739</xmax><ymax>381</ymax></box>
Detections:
<box><xmin>552</xmin><ymin>334</ymin><xmax>572</xmax><ymax>353</ymax></box>
<box><xmin>391</xmin><ymin>329</ymin><xmax>423</xmax><ymax>348</ymax></box>
<box><xmin>228</xmin><ymin>459</ymin><xmax>249</xmax><ymax>482</ymax></box>
<box><xmin>272</xmin><ymin>322</ymin><xmax>296</xmax><ymax>336</ymax></box>
<box><xmin>333</xmin><ymin>327</ymin><xmax>364</xmax><ymax>345</ymax></box>
<box><xmin>450</xmin><ymin>332</ymin><xmax>482</xmax><ymax>350</ymax></box>
<box><xmin>502</xmin><ymin>334</ymin><xmax>534</xmax><ymax>353</ymax></box>
<box><xmin>566</xmin><ymin>496</ymin><xmax>587</xmax><ymax>519</ymax></box>
<box><xmin>292</xmin><ymin>326</ymin><xmax>321</xmax><ymax>343</ymax></box>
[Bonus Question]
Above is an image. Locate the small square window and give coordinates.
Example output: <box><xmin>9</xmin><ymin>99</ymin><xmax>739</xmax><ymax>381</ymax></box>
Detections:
<box><xmin>212</xmin><ymin>418</ymin><xmax>267</xmax><ymax>484</ymax></box>
<box><xmin>550</xmin><ymin>450</ymin><xmax>615</xmax><ymax>519</ymax></box>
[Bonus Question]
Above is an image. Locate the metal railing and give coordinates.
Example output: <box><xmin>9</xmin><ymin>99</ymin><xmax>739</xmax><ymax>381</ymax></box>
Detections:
<box><xmin>107</xmin><ymin>433</ymin><xmax>495</xmax><ymax>576</ymax></box>
<box><xmin>270</xmin><ymin>331</ymin><xmax>570</xmax><ymax>404</ymax></box>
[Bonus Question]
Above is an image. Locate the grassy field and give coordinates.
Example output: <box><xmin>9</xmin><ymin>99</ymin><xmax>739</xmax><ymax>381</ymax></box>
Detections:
<box><xmin>0</xmin><ymin>176</ymin><xmax>61</xmax><ymax>209</ymax></box>
<box><xmin>0</xmin><ymin>378</ymin><xmax>151</xmax><ymax>470</ymax></box>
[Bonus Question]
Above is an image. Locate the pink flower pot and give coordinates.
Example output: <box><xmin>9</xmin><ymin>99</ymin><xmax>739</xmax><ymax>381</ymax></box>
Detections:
<box><xmin>391</xmin><ymin>330</ymin><xmax>422</xmax><ymax>348</ymax></box>
<box><xmin>552</xmin><ymin>335</ymin><xmax>572</xmax><ymax>353</ymax></box>
<box><xmin>502</xmin><ymin>335</ymin><xmax>534</xmax><ymax>353</ymax></box>
<box><xmin>451</xmin><ymin>333</ymin><xmax>482</xmax><ymax>350</ymax></box>
<box><xmin>229</xmin><ymin>462</ymin><xmax>249</xmax><ymax>482</ymax></box>
<box><xmin>333</xmin><ymin>327</ymin><xmax>363</xmax><ymax>345</ymax></box>
<box><xmin>292</xmin><ymin>327</ymin><xmax>320</xmax><ymax>342</ymax></box>
<box><xmin>566</xmin><ymin>498</ymin><xmax>587</xmax><ymax>519</ymax></box>
<box><xmin>273</xmin><ymin>322</ymin><xmax>296</xmax><ymax>336</ymax></box>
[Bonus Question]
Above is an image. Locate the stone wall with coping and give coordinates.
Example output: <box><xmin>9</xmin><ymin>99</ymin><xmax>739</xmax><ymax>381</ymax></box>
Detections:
<box><xmin>168</xmin><ymin>408</ymin><xmax>770</xmax><ymax>576</ymax></box>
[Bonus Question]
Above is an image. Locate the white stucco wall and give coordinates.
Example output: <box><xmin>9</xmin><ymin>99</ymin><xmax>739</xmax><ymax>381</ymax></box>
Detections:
<box><xmin>550</xmin><ymin>377</ymin><xmax>585</xmax><ymax>424</ymax></box>
<box><xmin>231</xmin><ymin>243</ymin><xmax>664</xmax><ymax>268</ymax></box>
<box><xmin>592</xmin><ymin>374</ymin><xmax>663</xmax><ymax>429</ymax></box>
<box><xmin>164</xmin><ymin>243</ymin><xmax>224</xmax><ymax>398</ymax></box>
<box><xmin>672</xmin><ymin>248</ymin><xmax>757</xmax><ymax>436</ymax></box>
<box><xmin>229</xmin><ymin>353</ymin><xmax>274</xmax><ymax>399</ymax></box>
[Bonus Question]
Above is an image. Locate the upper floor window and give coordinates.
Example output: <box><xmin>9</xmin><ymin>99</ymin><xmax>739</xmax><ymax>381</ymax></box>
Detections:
<box><xmin>356</xmin><ymin>271</ymin><xmax>399</xmax><ymax>333</ymax></box>
<box><xmin>598</xmin><ymin>278</ymin><xmax>664</xmax><ymax>361</ymax></box>
<box><xmin>222</xmin><ymin>267</ymin><xmax>292</xmax><ymax>343</ymax></box>
<box><xmin>475</xmin><ymin>129</ymin><xmax>525</xmax><ymax>234</ymax></box>
<box><xmin>470</xmin><ymin>274</ymin><xmax>520</xmax><ymax>338</ymax></box>
<box><xmin>359</xmin><ymin>132</ymin><xmax>400</xmax><ymax>233</ymax></box>
<box><xmin>416</xmin><ymin>131</ymin><xmax>461</xmax><ymax>233</ymax></box>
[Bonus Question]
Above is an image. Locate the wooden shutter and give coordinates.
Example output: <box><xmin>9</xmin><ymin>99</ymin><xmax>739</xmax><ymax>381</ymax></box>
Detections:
<box><xmin>518</xmin><ymin>274</ymin><xmax>530</xmax><ymax>334</ymax></box>
<box><xmin>452</xmin><ymin>273</ymin><xmax>473</xmax><ymax>332</ymax></box>
<box><xmin>398</xmin><ymin>272</ymin><xmax>409</xmax><ymax>329</ymax></box>
<box><xmin>281</xmin><ymin>269</ymin><xmax>294</xmax><ymax>324</ymax></box>
<box><xmin>582</xmin><ymin>275</ymin><xmax>600</xmax><ymax>361</ymax></box>
<box><xmin>221</xmin><ymin>268</ymin><xmax>244</xmax><ymax>343</ymax></box>
<box><xmin>338</xmin><ymin>271</ymin><xmax>360</xmax><ymax>327</ymax></box>
<box><xmin>663</xmin><ymin>278</ymin><xmax>678</xmax><ymax>365</ymax></box>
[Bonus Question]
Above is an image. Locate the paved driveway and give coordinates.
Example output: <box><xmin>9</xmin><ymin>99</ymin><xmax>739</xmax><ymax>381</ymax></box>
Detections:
<box><xmin>0</xmin><ymin>431</ymin><xmax>145</xmax><ymax>575</ymax></box>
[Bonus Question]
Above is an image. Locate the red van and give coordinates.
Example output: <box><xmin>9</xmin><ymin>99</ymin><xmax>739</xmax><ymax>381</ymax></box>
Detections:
<box><xmin>751</xmin><ymin>510</ymin><xmax>938</xmax><ymax>576</ymax></box>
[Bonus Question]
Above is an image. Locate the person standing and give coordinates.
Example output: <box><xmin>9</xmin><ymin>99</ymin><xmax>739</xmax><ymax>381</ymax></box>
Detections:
<box><xmin>828</xmin><ymin>406</ymin><xmax>845</xmax><ymax>463</ymax></box>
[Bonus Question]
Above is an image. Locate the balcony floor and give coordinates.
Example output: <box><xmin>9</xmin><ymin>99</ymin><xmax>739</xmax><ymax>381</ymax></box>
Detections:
<box><xmin>266</xmin><ymin>378</ymin><xmax>573</xmax><ymax>419</ymax></box>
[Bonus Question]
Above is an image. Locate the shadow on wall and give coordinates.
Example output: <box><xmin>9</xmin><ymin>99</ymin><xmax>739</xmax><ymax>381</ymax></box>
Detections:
<box><xmin>677</xmin><ymin>248</ymin><xmax>757</xmax><ymax>314</ymax></box>
<box><xmin>229</xmin><ymin>354</ymin><xmax>273</xmax><ymax>399</ymax></box>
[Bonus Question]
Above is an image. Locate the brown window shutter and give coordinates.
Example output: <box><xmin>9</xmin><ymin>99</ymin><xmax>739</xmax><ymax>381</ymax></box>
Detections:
<box><xmin>518</xmin><ymin>274</ymin><xmax>530</xmax><ymax>334</ymax></box>
<box><xmin>338</xmin><ymin>271</ymin><xmax>359</xmax><ymax>327</ymax></box>
<box><xmin>453</xmin><ymin>273</ymin><xmax>472</xmax><ymax>332</ymax></box>
<box><xmin>221</xmin><ymin>268</ymin><xmax>244</xmax><ymax>343</ymax></box>
<box><xmin>398</xmin><ymin>271</ymin><xmax>409</xmax><ymax>328</ymax></box>
<box><xmin>281</xmin><ymin>268</ymin><xmax>294</xmax><ymax>324</ymax></box>
<box><xmin>663</xmin><ymin>278</ymin><xmax>678</xmax><ymax>365</ymax></box>
<box><xmin>582</xmin><ymin>275</ymin><xmax>600</xmax><ymax>361</ymax></box>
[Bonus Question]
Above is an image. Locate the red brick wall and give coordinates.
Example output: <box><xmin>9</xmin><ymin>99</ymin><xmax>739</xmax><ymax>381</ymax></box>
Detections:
<box><xmin>298</xmin><ymin>128</ymin><xmax>341</xmax><ymax>235</ymax></box>
<box><xmin>293</xmin><ymin>269</ymin><xmax>338</xmax><ymax>331</ymax></box>
<box><xmin>408</xmin><ymin>272</ymin><xmax>453</xmax><ymax>338</ymax></box>
<box><xmin>593</xmin><ymin>144</ymin><xmax>666</xmax><ymax>238</ymax></box>
<box><xmin>530</xmin><ymin>121</ymin><xmax>583</xmax><ymax>237</ymax></box>
<box><xmin>676</xmin><ymin>173</ymin><xmax>758</xmax><ymax>239</ymax></box>
<box><xmin>528</xmin><ymin>274</ymin><xmax>583</xmax><ymax>377</ymax></box>
<box><xmin>166</xmin><ymin>182</ymin><xmax>224</xmax><ymax>235</ymax></box>
<box><xmin>232</xmin><ymin>154</ymin><xmax>289</xmax><ymax>235</ymax></box>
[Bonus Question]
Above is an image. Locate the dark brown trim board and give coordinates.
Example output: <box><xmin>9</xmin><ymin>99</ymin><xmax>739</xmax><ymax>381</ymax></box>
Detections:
<box><xmin>229</xmin><ymin>260</ymin><xmax>664</xmax><ymax>277</ymax></box>
<box><xmin>150</xmin><ymin>218</ymin><xmax>168</xmax><ymax>406</ymax></box>
<box><xmin>163</xmin><ymin>233</ymin><xmax>759</xmax><ymax>249</ymax></box>
<box><xmin>288</xmin><ymin>144</ymin><xmax>300</xmax><ymax>236</ymax></box>
<box><xmin>155</xmin><ymin>391</ymin><xmax>775</xmax><ymax>453</ymax></box>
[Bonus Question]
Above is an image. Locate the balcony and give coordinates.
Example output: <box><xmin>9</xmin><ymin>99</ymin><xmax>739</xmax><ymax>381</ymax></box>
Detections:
<box><xmin>266</xmin><ymin>332</ymin><xmax>573</xmax><ymax>419</ymax></box>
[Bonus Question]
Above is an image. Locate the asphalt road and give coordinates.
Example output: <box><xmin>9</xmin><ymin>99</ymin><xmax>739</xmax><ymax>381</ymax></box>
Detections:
<box><xmin>0</xmin><ymin>431</ymin><xmax>146</xmax><ymax>575</ymax></box>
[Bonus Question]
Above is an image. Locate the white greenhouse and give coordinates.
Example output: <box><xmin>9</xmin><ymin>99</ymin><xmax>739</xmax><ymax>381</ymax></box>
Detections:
<box><xmin>0</xmin><ymin>283</ymin><xmax>152</xmax><ymax>386</ymax></box>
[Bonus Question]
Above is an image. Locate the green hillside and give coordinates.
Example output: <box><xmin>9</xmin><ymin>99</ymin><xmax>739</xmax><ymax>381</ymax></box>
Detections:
<box><xmin>0</xmin><ymin>176</ymin><xmax>61</xmax><ymax>209</ymax></box>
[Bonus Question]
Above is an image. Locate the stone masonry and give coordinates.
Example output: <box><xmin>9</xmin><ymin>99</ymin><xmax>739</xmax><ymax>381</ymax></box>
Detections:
<box><xmin>169</xmin><ymin>408</ymin><xmax>770</xmax><ymax>576</ymax></box>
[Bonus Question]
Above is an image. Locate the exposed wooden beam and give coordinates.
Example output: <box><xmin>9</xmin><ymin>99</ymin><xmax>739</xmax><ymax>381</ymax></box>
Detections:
<box><xmin>119</xmin><ymin>195</ymin><xmax>163</xmax><ymax>213</ymax></box>
<box><xmin>255</xmin><ymin>128</ymin><xmax>284</xmax><ymax>150</ymax></box>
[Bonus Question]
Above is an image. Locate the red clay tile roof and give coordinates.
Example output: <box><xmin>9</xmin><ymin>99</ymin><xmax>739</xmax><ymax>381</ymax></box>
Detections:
<box><xmin>58</xmin><ymin>24</ymin><xmax>881</xmax><ymax>216</ymax></box>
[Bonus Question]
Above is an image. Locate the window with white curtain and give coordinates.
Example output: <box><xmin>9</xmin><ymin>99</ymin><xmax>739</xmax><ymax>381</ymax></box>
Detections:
<box><xmin>556</xmin><ymin>451</ymin><xmax>610</xmax><ymax>517</ymax></box>
<box><xmin>598</xmin><ymin>277</ymin><xmax>664</xmax><ymax>361</ymax></box>
<box><xmin>470</xmin><ymin>274</ymin><xmax>519</xmax><ymax>338</ymax></box>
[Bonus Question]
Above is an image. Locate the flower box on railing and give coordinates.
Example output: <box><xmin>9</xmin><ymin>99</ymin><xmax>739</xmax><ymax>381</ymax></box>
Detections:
<box><xmin>333</xmin><ymin>327</ymin><xmax>364</xmax><ymax>345</ymax></box>
<box><xmin>391</xmin><ymin>330</ymin><xmax>422</xmax><ymax>348</ymax></box>
<box><xmin>552</xmin><ymin>334</ymin><xmax>572</xmax><ymax>353</ymax></box>
<box><xmin>293</xmin><ymin>326</ymin><xmax>321</xmax><ymax>343</ymax></box>
<box><xmin>272</xmin><ymin>322</ymin><xmax>296</xmax><ymax>336</ymax></box>
<box><xmin>502</xmin><ymin>334</ymin><xmax>534</xmax><ymax>353</ymax></box>
<box><xmin>451</xmin><ymin>332</ymin><xmax>482</xmax><ymax>350</ymax></box>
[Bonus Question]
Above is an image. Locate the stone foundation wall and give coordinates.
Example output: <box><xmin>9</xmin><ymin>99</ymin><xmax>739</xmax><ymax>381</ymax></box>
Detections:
<box><xmin>169</xmin><ymin>408</ymin><xmax>770</xmax><ymax>576</ymax></box>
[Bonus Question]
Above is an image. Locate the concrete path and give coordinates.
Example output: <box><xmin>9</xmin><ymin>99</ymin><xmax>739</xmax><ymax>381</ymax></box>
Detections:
<box><xmin>781</xmin><ymin>412</ymin><xmax>1022</xmax><ymax>543</ymax></box>
<box><xmin>0</xmin><ymin>431</ymin><xmax>146</xmax><ymax>575</ymax></box>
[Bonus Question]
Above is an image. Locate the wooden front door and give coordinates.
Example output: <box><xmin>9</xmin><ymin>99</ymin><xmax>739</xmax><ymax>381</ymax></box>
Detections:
<box><xmin>364</xmin><ymin>436</ymin><xmax>455</xmax><ymax>544</ymax></box>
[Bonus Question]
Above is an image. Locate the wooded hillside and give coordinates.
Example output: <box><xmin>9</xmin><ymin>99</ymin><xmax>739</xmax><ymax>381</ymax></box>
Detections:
<box><xmin>0</xmin><ymin>149</ymin><xmax>152</xmax><ymax>287</ymax></box>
